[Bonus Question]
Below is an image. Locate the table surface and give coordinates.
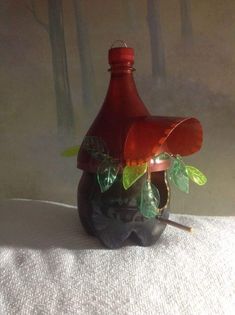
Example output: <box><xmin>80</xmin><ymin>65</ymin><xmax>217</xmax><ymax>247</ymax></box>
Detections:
<box><xmin>0</xmin><ymin>199</ymin><xmax>234</xmax><ymax>315</ymax></box>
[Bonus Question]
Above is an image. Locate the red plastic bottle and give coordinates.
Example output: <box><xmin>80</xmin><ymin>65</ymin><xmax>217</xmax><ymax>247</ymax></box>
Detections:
<box><xmin>77</xmin><ymin>45</ymin><xmax>170</xmax><ymax>248</ymax></box>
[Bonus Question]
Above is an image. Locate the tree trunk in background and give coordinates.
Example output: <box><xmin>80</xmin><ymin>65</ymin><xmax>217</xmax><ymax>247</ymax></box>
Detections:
<box><xmin>73</xmin><ymin>0</ymin><xmax>96</xmax><ymax>112</ymax></box>
<box><xmin>48</xmin><ymin>0</ymin><xmax>74</xmax><ymax>141</ymax></box>
<box><xmin>180</xmin><ymin>0</ymin><xmax>193</xmax><ymax>45</ymax></box>
<box><xmin>147</xmin><ymin>0</ymin><xmax>166</xmax><ymax>82</ymax></box>
<box><xmin>126</xmin><ymin>0</ymin><xmax>137</xmax><ymax>32</ymax></box>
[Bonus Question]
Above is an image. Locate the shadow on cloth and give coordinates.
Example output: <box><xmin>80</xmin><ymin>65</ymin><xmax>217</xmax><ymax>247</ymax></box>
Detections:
<box><xmin>0</xmin><ymin>199</ymin><xmax>103</xmax><ymax>250</ymax></box>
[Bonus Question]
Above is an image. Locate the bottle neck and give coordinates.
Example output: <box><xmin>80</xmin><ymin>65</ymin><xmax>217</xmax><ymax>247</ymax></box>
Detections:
<box><xmin>104</xmin><ymin>63</ymin><xmax>150</xmax><ymax>118</ymax></box>
<box><xmin>109</xmin><ymin>62</ymin><xmax>134</xmax><ymax>75</ymax></box>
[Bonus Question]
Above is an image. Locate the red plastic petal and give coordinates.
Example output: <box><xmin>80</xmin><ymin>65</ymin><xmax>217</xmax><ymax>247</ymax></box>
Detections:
<box><xmin>124</xmin><ymin>116</ymin><xmax>203</xmax><ymax>165</ymax></box>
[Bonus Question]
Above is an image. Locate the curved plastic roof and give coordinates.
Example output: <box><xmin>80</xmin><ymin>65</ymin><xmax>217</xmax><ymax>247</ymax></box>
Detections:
<box><xmin>77</xmin><ymin>115</ymin><xmax>202</xmax><ymax>172</ymax></box>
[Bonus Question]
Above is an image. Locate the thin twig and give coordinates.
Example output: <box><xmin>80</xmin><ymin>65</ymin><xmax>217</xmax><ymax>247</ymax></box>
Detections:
<box><xmin>158</xmin><ymin>217</ymin><xmax>192</xmax><ymax>232</ymax></box>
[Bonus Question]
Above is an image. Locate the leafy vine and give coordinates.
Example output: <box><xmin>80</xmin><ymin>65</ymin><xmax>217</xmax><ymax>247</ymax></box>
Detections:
<box><xmin>62</xmin><ymin>136</ymin><xmax>207</xmax><ymax>219</ymax></box>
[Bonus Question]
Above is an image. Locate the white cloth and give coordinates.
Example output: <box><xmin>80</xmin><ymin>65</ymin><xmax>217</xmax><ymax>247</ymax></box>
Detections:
<box><xmin>0</xmin><ymin>199</ymin><xmax>234</xmax><ymax>315</ymax></box>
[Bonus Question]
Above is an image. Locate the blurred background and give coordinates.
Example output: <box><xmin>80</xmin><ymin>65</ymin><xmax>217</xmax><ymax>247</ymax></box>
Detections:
<box><xmin>0</xmin><ymin>0</ymin><xmax>234</xmax><ymax>215</ymax></box>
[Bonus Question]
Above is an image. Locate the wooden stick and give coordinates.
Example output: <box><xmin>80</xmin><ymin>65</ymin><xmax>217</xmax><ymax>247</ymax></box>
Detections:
<box><xmin>158</xmin><ymin>217</ymin><xmax>192</xmax><ymax>233</ymax></box>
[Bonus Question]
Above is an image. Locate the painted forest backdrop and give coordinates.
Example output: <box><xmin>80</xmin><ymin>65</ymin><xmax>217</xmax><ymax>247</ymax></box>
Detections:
<box><xmin>0</xmin><ymin>0</ymin><xmax>234</xmax><ymax>215</ymax></box>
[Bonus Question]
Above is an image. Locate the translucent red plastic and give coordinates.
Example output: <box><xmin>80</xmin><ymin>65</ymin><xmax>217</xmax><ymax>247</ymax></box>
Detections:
<box><xmin>77</xmin><ymin>47</ymin><xmax>202</xmax><ymax>172</ymax></box>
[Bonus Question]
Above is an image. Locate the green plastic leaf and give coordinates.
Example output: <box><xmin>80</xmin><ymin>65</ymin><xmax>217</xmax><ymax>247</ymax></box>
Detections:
<box><xmin>153</xmin><ymin>152</ymin><xmax>171</xmax><ymax>162</ymax></box>
<box><xmin>168</xmin><ymin>157</ymin><xmax>189</xmax><ymax>193</ymax></box>
<box><xmin>122</xmin><ymin>163</ymin><xmax>147</xmax><ymax>190</ymax></box>
<box><xmin>97</xmin><ymin>158</ymin><xmax>119</xmax><ymax>192</ymax></box>
<box><xmin>61</xmin><ymin>146</ymin><xmax>80</xmax><ymax>157</ymax></box>
<box><xmin>186</xmin><ymin>166</ymin><xmax>207</xmax><ymax>186</ymax></box>
<box><xmin>137</xmin><ymin>181</ymin><xmax>160</xmax><ymax>218</ymax></box>
<box><xmin>151</xmin><ymin>152</ymin><xmax>171</xmax><ymax>165</ymax></box>
<box><xmin>82</xmin><ymin>136</ymin><xmax>109</xmax><ymax>160</ymax></box>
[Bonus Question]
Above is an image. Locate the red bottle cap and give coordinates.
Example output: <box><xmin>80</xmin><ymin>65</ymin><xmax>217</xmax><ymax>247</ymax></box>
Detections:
<box><xmin>108</xmin><ymin>47</ymin><xmax>134</xmax><ymax>65</ymax></box>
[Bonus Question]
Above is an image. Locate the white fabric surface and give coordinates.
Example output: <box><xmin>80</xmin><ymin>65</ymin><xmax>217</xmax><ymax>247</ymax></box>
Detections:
<box><xmin>0</xmin><ymin>199</ymin><xmax>234</xmax><ymax>315</ymax></box>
